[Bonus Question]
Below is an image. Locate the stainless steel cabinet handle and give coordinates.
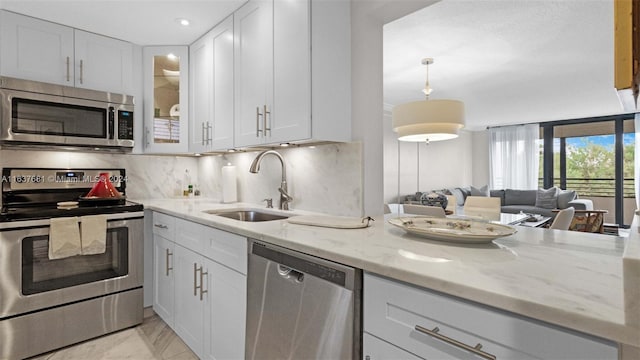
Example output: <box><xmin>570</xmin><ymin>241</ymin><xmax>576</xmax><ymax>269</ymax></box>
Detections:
<box><xmin>154</xmin><ymin>224</ymin><xmax>168</xmax><ymax>229</ymax></box>
<box><xmin>199</xmin><ymin>267</ymin><xmax>208</xmax><ymax>301</ymax></box>
<box><xmin>66</xmin><ymin>56</ymin><xmax>70</xmax><ymax>82</ymax></box>
<box><xmin>207</xmin><ymin>122</ymin><xmax>212</xmax><ymax>144</ymax></box>
<box><xmin>414</xmin><ymin>325</ymin><xmax>496</xmax><ymax>360</ymax></box>
<box><xmin>165</xmin><ymin>249</ymin><xmax>173</xmax><ymax>276</ymax></box>
<box><xmin>201</xmin><ymin>122</ymin><xmax>206</xmax><ymax>145</ymax></box>
<box><xmin>264</xmin><ymin>105</ymin><xmax>271</xmax><ymax>135</ymax></box>
<box><xmin>193</xmin><ymin>263</ymin><xmax>198</xmax><ymax>296</ymax></box>
<box><xmin>256</xmin><ymin>107</ymin><xmax>263</xmax><ymax>137</ymax></box>
<box><xmin>79</xmin><ymin>59</ymin><xmax>84</xmax><ymax>84</ymax></box>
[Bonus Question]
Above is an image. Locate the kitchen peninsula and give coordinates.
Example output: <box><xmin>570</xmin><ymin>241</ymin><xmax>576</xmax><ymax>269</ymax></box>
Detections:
<box><xmin>141</xmin><ymin>198</ymin><xmax>640</xmax><ymax>359</ymax></box>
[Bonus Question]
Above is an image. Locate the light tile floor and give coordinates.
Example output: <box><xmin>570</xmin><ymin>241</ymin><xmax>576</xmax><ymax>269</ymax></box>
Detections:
<box><xmin>31</xmin><ymin>309</ymin><xmax>197</xmax><ymax>360</ymax></box>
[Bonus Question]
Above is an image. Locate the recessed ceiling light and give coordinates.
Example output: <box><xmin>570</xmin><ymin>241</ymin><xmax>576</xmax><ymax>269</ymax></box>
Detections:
<box><xmin>176</xmin><ymin>18</ymin><xmax>190</xmax><ymax>27</ymax></box>
<box><xmin>167</xmin><ymin>53</ymin><xmax>178</xmax><ymax>61</ymax></box>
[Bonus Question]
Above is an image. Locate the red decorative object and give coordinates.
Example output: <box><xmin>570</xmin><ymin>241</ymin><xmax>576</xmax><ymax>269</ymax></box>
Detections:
<box><xmin>85</xmin><ymin>173</ymin><xmax>122</xmax><ymax>198</ymax></box>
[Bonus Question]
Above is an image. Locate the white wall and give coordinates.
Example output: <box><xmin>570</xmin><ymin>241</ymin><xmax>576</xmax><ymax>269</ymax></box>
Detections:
<box><xmin>351</xmin><ymin>0</ymin><xmax>439</xmax><ymax>216</ymax></box>
<box><xmin>471</xmin><ymin>130</ymin><xmax>490</xmax><ymax>187</ymax></box>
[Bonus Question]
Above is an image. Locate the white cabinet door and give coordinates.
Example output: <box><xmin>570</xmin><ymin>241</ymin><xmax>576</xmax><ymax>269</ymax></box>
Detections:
<box><xmin>364</xmin><ymin>333</ymin><xmax>423</xmax><ymax>360</ymax></box>
<box><xmin>74</xmin><ymin>30</ymin><xmax>133</xmax><ymax>94</ymax></box>
<box><xmin>153</xmin><ymin>235</ymin><xmax>175</xmax><ymax>327</ymax></box>
<box><xmin>234</xmin><ymin>0</ymin><xmax>273</xmax><ymax>147</ymax></box>
<box><xmin>0</xmin><ymin>10</ymin><xmax>74</xmax><ymax>86</ymax></box>
<box><xmin>203</xmin><ymin>260</ymin><xmax>246</xmax><ymax>360</ymax></box>
<box><xmin>143</xmin><ymin>46</ymin><xmax>189</xmax><ymax>153</ymax></box>
<box><xmin>189</xmin><ymin>31</ymin><xmax>212</xmax><ymax>154</ymax></box>
<box><xmin>210</xmin><ymin>16</ymin><xmax>235</xmax><ymax>150</ymax></box>
<box><xmin>173</xmin><ymin>245</ymin><xmax>206</xmax><ymax>358</ymax></box>
<box><xmin>190</xmin><ymin>15</ymin><xmax>234</xmax><ymax>153</ymax></box>
<box><xmin>271</xmin><ymin>0</ymin><xmax>311</xmax><ymax>144</ymax></box>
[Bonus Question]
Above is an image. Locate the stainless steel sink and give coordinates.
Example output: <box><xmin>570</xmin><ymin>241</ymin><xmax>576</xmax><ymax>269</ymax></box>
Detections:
<box><xmin>203</xmin><ymin>209</ymin><xmax>290</xmax><ymax>222</ymax></box>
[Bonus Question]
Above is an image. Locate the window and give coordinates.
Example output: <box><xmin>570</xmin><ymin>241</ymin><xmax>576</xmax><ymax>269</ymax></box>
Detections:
<box><xmin>540</xmin><ymin>115</ymin><xmax>636</xmax><ymax>227</ymax></box>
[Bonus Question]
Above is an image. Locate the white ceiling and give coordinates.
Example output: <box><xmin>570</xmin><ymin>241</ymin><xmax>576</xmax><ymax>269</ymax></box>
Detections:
<box><xmin>384</xmin><ymin>0</ymin><xmax>626</xmax><ymax>130</ymax></box>
<box><xmin>0</xmin><ymin>0</ymin><xmax>247</xmax><ymax>45</ymax></box>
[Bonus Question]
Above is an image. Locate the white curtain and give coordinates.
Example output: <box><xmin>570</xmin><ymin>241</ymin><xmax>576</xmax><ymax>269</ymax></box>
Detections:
<box><xmin>489</xmin><ymin>124</ymin><xmax>540</xmax><ymax>190</ymax></box>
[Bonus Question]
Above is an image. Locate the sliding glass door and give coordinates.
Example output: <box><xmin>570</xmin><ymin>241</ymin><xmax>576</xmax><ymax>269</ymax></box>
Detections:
<box><xmin>540</xmin><ymin>115</ymin><xmax>635</xmax><ymax>227</ymax></box>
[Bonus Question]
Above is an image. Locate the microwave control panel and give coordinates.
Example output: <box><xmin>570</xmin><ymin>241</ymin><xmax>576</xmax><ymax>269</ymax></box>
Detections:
<box><xmin>118</xmin><ymin>110</ymin><xmax>134</xmax><ymax>140</ymax></box>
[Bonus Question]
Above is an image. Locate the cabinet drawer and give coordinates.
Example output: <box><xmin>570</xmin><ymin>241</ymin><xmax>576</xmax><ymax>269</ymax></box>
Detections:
<box><xmin>175</xmin><ymin>218</ymin><xmax>208</xmax><ymax>255</ymax></box>
<box><xmin>152</xmin><ymin>212</ymin><xmax>175</xmax><ymax>239</ymax></box>
<box><xmin>202</xmin><ymin>227</ymin><xmax>247</xmax><ymax>275</ymax></box>
<box><xmin>173</xmin><ymin>218</ymin><xmax>247</xmax><ymax>274</ymax></box>
<box><xmin>364</xmin><ymin>273</ymin><xmax>617</xmax><ymax>360</ymax></box>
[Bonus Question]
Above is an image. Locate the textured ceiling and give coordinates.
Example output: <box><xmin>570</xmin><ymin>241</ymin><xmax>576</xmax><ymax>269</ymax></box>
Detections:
<box><xmin>384</xmin><ymin>0</ymin><xmax>625</xmax><ymax>130</ymax></box>
<box><xmin>0</xmin><ymin>0</ymin><xmax>247</xmax><ymax>45</ymax></box>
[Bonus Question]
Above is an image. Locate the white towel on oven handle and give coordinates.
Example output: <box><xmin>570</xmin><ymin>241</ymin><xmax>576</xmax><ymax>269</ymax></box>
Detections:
<box><xmin>49</xmin><ymin>217</ymin><xmax>81</xmax><ymax>259</ymax></box>
<box><xmin>80</xmin><ymin>215</ymin><xmax>107</xmax><ymax>255</ymax></box>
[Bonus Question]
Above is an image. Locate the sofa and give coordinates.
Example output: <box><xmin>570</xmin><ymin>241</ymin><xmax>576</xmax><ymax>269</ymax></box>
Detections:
<box><xmin>407</xmin><ymin>187</ymin><xmax>593</xmax><ymax>218</ymax></box>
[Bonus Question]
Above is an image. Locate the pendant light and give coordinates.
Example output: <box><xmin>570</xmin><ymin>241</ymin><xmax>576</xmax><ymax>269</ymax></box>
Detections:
<box><xmin>392</xmin><ymin>58</ymin><xmax>465</xmax><ymax>143</ymax></box>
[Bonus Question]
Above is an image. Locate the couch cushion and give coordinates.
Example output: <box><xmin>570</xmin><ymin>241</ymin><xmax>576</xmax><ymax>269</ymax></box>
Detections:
<box><xmin>535</xmin><ymin>187</ymin><xmax>559</xmax><ymax>209</ymax></box>
<box><xmin>489</xmin><ymin>189</ymin><xmax>505</xmax><ymax>206</ymax></box>
<box><xmin>470</xmin><ymin>185</ymin><xmax>489</xmax><ymax>197</ymax></box>
<box><xmin>557</xmin><ymin>190</ymin><xmax>577</xmax><ymax>209</ymax></box>
<box><xmin>504</xmin><ymin>189</ymin><xmax>537</xmax><ymax>206</ymax></box>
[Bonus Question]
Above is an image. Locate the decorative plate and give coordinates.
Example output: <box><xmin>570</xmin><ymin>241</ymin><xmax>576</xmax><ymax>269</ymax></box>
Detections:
<box><xmin>388</xmin><ymin>216</ymin><xmax>517</xmax><ymax>244</ymax></box>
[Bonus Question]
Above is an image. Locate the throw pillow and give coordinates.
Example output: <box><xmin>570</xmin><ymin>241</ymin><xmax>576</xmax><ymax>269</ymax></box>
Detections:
<box><xmin>557</xmin><ymin>190</ymin><xmax>577</xmax><ymax>209</ymax></box>
<box><xmin>535</xmin><ymin>187</ymin><xmax>559</xmax><ymax>209</ymax></box>
<box><xmin>469</xmin><ymin>185</ymin><xmax>489</xmax><ymax>197</ymax></box>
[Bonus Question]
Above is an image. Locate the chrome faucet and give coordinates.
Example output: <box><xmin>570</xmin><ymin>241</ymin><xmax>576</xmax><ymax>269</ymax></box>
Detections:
<box><xmin>249</xmin><ymin>150</ymin><xmax>293</xmax><ymax>210</ymax></box>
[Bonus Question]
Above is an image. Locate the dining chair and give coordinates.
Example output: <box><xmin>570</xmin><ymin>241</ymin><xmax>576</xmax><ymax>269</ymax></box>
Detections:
<box><xmin>445</xmin><ymin>195</ymin><xmax>457</xmax><ymax>214</ymax></box>
<box><xmin>403</xmin><ymin>204</ymin><xmax>446</xmax><ymax>217</ymax></box>
<box><xmin>549</xmin><ymin>207</ymin><xmax>575</xmax><ymax>230</ymax></box>
<box><xmin>463</xmin><ymin>196</ymin><xmax>501</xmax><ymax>220</ymax></box>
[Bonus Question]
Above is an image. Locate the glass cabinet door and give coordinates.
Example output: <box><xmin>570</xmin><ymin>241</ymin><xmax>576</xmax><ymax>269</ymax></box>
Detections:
<box><xmin>143</xmin><ymin>46</ymin><xmax>189</xmax><ymax>153</ymax></box>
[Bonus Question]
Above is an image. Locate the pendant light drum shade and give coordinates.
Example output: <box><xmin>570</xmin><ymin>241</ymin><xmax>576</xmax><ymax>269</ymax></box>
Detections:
<box><xmin>392</xmin><ymin>99</ymin><xmax>464</xmax><ymax>142</ymax></box>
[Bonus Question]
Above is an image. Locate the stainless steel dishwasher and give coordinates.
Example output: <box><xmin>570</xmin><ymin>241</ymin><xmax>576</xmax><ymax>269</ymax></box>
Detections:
<box><xmin>246</xmin><ymin>239</ymin><xmax>362</xmax><ymax>359</ymax></box>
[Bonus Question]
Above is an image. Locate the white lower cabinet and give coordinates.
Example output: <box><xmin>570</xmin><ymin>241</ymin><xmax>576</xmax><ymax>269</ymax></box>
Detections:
<box><xmin>363</xmin><ymin>273</ymin><xmax>618</xmax><ymax>360</ymax></box>
<box><xmin>203</xmin><ymin>259</ymin><xmax>246</xmax><ymax>360</ymax></box>
<box><xmin>152</xmin><ymin>235</ymin><xmax>175</xmax><ymax>327</ymax></box>
<box><xmin>151</xmin><ymin>212</ymin><xmax>247</xmax><ymax>359</ymax></box>
<box><xmin>173</xmin><ymin>244</ymin><xmax>207</xmax><ymax>356</ymax></box>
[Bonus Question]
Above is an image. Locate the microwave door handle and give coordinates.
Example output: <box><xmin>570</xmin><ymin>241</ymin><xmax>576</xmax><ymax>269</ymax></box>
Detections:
<box><xmin>108</xmin><ymin>107</ymin><xmax>115</xmax><ymax>140</ymax></box>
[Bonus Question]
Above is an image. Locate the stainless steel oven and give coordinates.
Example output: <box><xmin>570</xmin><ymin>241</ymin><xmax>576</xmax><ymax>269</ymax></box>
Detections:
<box><xmin>0</xmin><ymin>168</ymin><xmax>144</xmax><ymax>359</ymax></box>
<box><xmin>0</xmin><ymin>76</ymin><xmax>134</xmax><ymax>149</ymax></box>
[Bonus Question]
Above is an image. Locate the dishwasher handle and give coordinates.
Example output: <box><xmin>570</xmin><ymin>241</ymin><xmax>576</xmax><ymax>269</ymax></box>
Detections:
<box><xmin>278</xmin><ymin>264</ymin><xmax>304</xmax><ymax>283</ymax></box>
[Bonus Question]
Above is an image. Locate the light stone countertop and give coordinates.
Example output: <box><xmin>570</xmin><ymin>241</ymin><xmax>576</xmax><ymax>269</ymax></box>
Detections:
<box><xmin>136</xmin><ymin>198</ymin><xmax>640</xmax><ymax>347</ymax></box>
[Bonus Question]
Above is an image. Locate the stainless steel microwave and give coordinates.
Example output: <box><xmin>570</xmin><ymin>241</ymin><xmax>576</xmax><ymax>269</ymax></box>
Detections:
<box><xmin>0</xmin><ymin>76</ymin><xmax>134</xmax><ymax>149</ymax></box>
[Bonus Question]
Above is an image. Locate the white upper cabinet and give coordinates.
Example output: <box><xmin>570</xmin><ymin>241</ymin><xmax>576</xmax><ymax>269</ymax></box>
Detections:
<box><xmin>74</xmin><ymin>30</ymin><xmax>134</xmax><ymax>94</ymax></box>
<box><xmin>189</xmin><ymin>15</ymin><xmax>234</xmax><ymax>153</ymax></box>
<box><xmin>0</xmin><ymin>11</ymin><xmax>74</xmax><ymax>86</ymax></box>
<box><xmin>234</xmin><ymin>0</ymin><xmax>273</xmax><ymax>147</ymax></box>
<box><xmin>143</xmin><ymin>46</ymin><xmax>189</xmax><ymax>153</ymax></box>
<box><xmin>0</xmin><ymin>10</ymin><xmax>134</xmax><ymax>94</ymax></box>
<box><xmin>234</xmin><ymin>0</ymin><xmax>350</xmax><ymax>148</ymax></box>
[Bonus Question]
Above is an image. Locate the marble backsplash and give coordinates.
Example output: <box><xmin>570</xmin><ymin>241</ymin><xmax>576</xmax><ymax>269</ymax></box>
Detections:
<box><xmin>0</xmin><ymin>141</ymin><xmax>363</xmax><ymax>216</ymax></box>
<box><xmin>199</xmin><ymin>142</ymin><xmax>363</xmax><ymax>217</ymax></box>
